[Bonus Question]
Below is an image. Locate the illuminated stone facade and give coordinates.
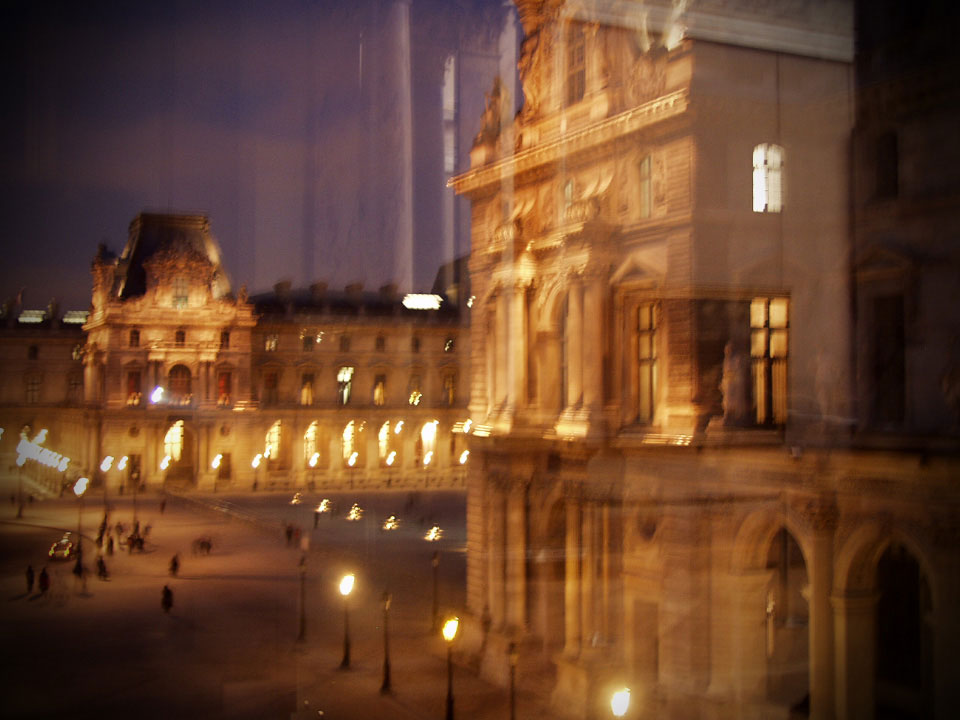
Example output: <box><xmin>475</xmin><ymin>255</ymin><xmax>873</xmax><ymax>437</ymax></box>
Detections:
<box><xmin>0</xmin><ymin>213</ymin><xmax>469</xmax><ymax>495</ymax></box>
<box><xmin>452</xmin><ymin>2</ymin><xmax>958</xmax><ymax>719</ymax></box>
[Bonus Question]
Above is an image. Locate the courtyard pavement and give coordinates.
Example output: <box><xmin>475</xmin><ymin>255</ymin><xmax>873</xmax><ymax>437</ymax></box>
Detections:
<box><xmin>0</xmin><ymin>488</ymin><xmax>560</xmax><ymax>720</ymax></box>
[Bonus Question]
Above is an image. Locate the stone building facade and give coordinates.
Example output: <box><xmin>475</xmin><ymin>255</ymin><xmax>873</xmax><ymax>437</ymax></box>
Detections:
<box><xmin>452</xmin><ymin>2</ymin><xmax>958</xmax><ymax>719</ymax></box>
<box><xmin>1</xmin><ymin>212</ymin><xmax>470</xmax><ymax>496</ymax></box>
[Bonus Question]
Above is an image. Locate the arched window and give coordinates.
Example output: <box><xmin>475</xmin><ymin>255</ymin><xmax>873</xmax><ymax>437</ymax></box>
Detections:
<box><xmin>566</xmin><ymin>23</ymin><xmax>586</xmax><ymax>106</ymax></box>
<box><xmin>753</xmin><ymin>144</ymin><xmax>784</xmax><ymax>213</ymax></box>
<box><xmin>304</xmin><ymin>421</ymin><xmax>318</xmax><ymax>466</ymax></box>
<box><xmin>342</xmin><ymin>420</ymin><xmax>364</xmax><ymax>468</ymax></box>
<box><xmin>378</xmin><ymin>421</ymin><xmax>400</xmax><ymax>468</ymax></box>
<box><xmin>338</xmin><ymin>366</ymin><xmax>354</xmax><ymax>405</ymax></box>
<box><xmin>168</xmin><ymin>365</ymin><xmax>192</xmax><ymax>405</ymax></box>
<box><xmin>265</xmin><ymin>420</ymin><xmax>282</xmax><ymax>467</ymax></box>
<box><xmin>419</xmin><ymin>420</ymin><xmax>439</xmax><ymax>467</ymax></box>
<box><xmin>164</xmin><ymin>420</ymin><xmax>184</xmax><ymax>462</ymax></box>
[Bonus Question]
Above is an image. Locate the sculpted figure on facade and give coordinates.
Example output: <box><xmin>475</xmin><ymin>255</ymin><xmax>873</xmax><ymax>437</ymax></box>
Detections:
<box><xmin>721</xmin><ymin>340</ymin><xmax>751</xmax><ymax>425</ymax></box>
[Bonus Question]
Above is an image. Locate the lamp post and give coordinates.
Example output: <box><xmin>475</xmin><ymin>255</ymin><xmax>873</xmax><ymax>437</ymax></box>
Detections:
<box><xmin>611</xmin><ymin>688</ymin><xmax>630</xmax><ymax>718</ymax></box>
<box><xmin>297</xmin><ymin>554</ymin><xmax>307</xmax><ymax>642</ymax></box>
<box><xmin>252</xmin><ymin>453</ymin><xmax>262</xmax><ymax>491</ymax></box>
<box><xmin>74</xmin><ymin>476</ymin><xmax>89</xmax><ymax>573</ymax></box>
<box><xmin>442</xmin><ymin>616</ymin><xmax>459</xmax><ymax>720</ymax></box>
<box><xmin>432</xmin><ymin>550</ymin><xmax>440</xmax><ymax>631</ymax></box>
<box><xmin>339</xmin><ymin>573</ymin><xmax>355</xmax><ymax>669</ymax></box>
<box><xmin>211</xmin><ymin>454</ymin><xmax>222</xmax><ymax>494</ymax></box>
<box><xmin>380</xmin><ymin>591</ymin><xmax>392</xmax><ymax>694</ymax></box>
<box><xmin>16</xmin><ymin>455</ymin><xmax>26</xmax><ymax>518</ymax></box>
<box><xmin>508</xmin><ymin>642</ymin><xmax>519</xmax><ymax>720</ymax></box>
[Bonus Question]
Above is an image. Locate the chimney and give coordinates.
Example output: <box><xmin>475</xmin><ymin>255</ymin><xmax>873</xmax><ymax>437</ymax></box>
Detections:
<box><xmin>310</xmin><ymin>282</ymin><xmax>328</xmax><ymax>302</ymax></box>
<box><xmin>345</xmin><ymin>282</ymin><xmax>364</xmax><ymax>299</ymax></box>
<box><xmin>274</xmin><ymin>280</ymin><xmax>292</xmax><ymax>299</ymax></box>
<box><xmin>379</xmin><ymin>283</ymin><xmax>398</xmax><ymax>302</ymax></box>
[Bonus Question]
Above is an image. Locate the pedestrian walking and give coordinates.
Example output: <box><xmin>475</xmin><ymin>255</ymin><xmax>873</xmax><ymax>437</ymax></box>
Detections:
<box><xmin>169</xmin><ymin>553</ymin><xmax>180</xmax><ymax>577</ymax></box>
<box><xmin>96</xmin><ymin>556</ymin><xmax>109</xmax><ymax>580</ymax></box>
<box><xmin>314</xmin><ymin>509</ymin><xmax>320</xmax><ymax>528</ymax></box>
<box><xmin>38</xmin><ymin>567</ymin><xmax>50</xmax><ymax>595</ymax></box>
<box><xmin>161</xmin><ymin>585</ymin><xmax>173</xmax><ymax>613</ymax></box>
<box><xmin>107</xmin><ymin>535</ymin><xmax>114</xmax><ymax>555</ymax></box>
<box><xmin>26</xmin><ymin>564</ymin><xmax>34</xmax><ymax>594</ymax></box>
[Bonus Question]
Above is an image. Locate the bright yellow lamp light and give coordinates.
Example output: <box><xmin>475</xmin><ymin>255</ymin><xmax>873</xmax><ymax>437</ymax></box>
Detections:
<box><xmin>74</xmin><ymin>477</ymin><xmax>89</xmax><ymax>497</ymax></box>
<box><xmin>339</xmin><ymin>573</ymin><xmax>355</xmax><ymax>597</ymax></box>
<box><xmin>211</xmin><ymin>454</ymin><xmax>222</xmax><ymax>470</ymax></box>
<box><xmin>117</xmin><ymin>455</ymin><xmax>128</xmax><ymax>471</ymax></box>
<box><xmin>442</xmin><ymin>617</ymin><xmax>459</xmax><ymax>643</ymax></box>
<box><xmin>611</xmin><ymin>688</ymin><xmax>630</xmax><ymax>718</ymax></box>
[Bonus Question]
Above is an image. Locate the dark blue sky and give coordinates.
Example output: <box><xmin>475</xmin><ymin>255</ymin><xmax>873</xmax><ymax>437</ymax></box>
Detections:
<box><xmin>1</xmin><ymin>0</ymin><xmax>508</xmax><ymax>311</ymax></box>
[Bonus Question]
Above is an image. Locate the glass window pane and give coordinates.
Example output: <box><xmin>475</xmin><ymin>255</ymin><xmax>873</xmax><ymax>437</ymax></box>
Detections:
<box><xmin>769</xmin><ymin>298</ymin><xmax>789</xmax><ymax>328</ymax></box>
<box><xmin>750</xmin><ymin>298</ymin><xmax>768</xmax><ymax>328</ymax></box>
<box><xmin>770</xmin><ymin>330</ymin><xmax>788</xmax><ymax>358</ymax></box>
<box><xmin>751</xmin><ymin>329</ymin><xmax>768</xmax><ymax>358</ymax></box>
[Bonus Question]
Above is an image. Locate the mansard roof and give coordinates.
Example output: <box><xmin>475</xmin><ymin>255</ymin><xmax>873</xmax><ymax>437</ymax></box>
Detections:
<box><xmin>113</xmin><ymin>212</ymin><xmax>231</xmax><ymax>300</ymax></box>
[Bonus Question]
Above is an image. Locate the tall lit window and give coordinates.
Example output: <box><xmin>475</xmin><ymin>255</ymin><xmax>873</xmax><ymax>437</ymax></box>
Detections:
<box><xmin>302</xmin><ymin>333</ymin><xmax>314</xmax><ymax>352</ymax></box>
<box><xmin>168</xmin><ymin>365</ymin><xmax>191</xmax><ymax>405</ymax></box>
<box><xmin>217</xmin><ymin>371</ymin><xmax>231</xmax><ymax>406</ymax></box>
<box><xmin>337</xmin><ymin>366</ymin><xmax>354</xmax><ymax>405</ymax></box>
<box><xmin>753</xmin><ymin>144</ymin><xmax>784</xmax><ymax>213</ymax></box>
<box><xmin>418</xmin><ymin>420</ymin><xmax>439</xmax><ymax>467</ymax></box>
<box><xmin>173</xmin><ymin>277</ymin><xmax>189</xmax><ymax>309</ymax></box>
<box><xmin>25</xmin><ymin>374</ymin><xmax>41</xmax><ymax>404</ymax></box>
<box><xmin>637</xmin><ymin>302</ymin><xmax>658</xmax><ymax>423</ymax></box>
<box><xmin>265</xmin><ymin>334</ymin><xmax>279</xmax><ymax>352</ymax></box>
<box><xmin>127</xmin><ymin>370</ymin><xmax>142</xmax><ymax>406</ymax></box>
<box><xmin>408</xmin><ymin>374</ymin><xmax>422</xmax><ymax>406</ymax></box>
<box><xmin>638</xmin><ymin>155</ymin><xmax>652</xmax><ymax>218</ymax></box>
<box><xmin>300</xmin><ymin>373</ymin><xmax>314</xmax><ymax>406</ymax></box>
<box><xmin>164</xmin><ymin>420</ymin><xmax>184</xmax><ymax>461</ymax></box>
<box><xmin>129</xmin><ymin>329</ymin><xmax>140</xmax><ymax>348</ymax></box>
<box><xmin>342</xmin><ymin>420</ymin><xmax>361</xmax><ymax>467</ymax></box>
<box><xmin>442</xmin><ymin>373</ymin><xmax>456</xmax><ymax>406</ymax></box>
<box><xmin>378</xmin><ymin>421</ymin><xmax>397</xmax><ymax>467</ymax></box>
<box><xmin>373</xmin><ymin>374</ymin><xmax>386</xmax><ymax>406</ymax></box>
<box><xmin>265</xmin><ymin>420</ymin><xmax>282</xmax><ymax>462</ymax></box>
<box><xmin>304</xmin><ymin>421</ymin><xmax>319</xmax><ymax>464</ymax></box>
<box><xmin>750</xmin><ymin>297</ymin><xmax>789</xmax><ymax>425</ymax></box>
<box><xmin>566</xmin><ymin>23</ymin><xmax>586</xmax><ymax>106</ymax></box>
<box><xmin>262</xmin><ymin>370</ymin><xmax>278</xmax><ymax>405</ymax></box>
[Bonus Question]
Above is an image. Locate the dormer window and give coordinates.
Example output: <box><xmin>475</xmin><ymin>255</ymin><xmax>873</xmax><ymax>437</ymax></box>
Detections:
<box><xmin>173</xmin><ymin>277</ymin><xmax>189</xmax><ymax>309</ymax></box>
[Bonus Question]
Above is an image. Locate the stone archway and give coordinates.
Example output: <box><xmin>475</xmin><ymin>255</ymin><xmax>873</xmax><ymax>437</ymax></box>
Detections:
<box><xmin>162</xmin><ymin>420</ymin><xmax>195</xmax><ymax>489</ymax></box>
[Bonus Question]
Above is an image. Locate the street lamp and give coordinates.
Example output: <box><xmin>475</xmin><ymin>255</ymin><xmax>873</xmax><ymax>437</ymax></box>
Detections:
<box><xmin>431</xmin><ymin>550</ymin><xmax>440</xmax><ymax>631</ymax></box>
<box><xmin>339</xmin><ymin>573</ymin><xmax>355</xmax><ymax>669</ymax></box>
<box><xmin>16</xmin><ymin>455</ymin><xmax>26</xmax><ymax>518</ymax></box>
<box><xmin>380</xmin><ymin>591</ymin><xmax>392</xmax><ymax>694</ymax></box>
<box><xmin>252</xmin><ymin>453</ymin><xmax>262</xmax><ymax>491</ymax></box>
<box><xmin>74</xmin><ymin>476</ymin><xmax>89</xmax><ymax>573</ymax></box>
<box><xmin>442</xmin><ymin>616</ymin><xmax>459</xmax><ymax>720</ymax></box>
<box><xmin>211</xmin><ymin>454</ymin><xmax>222</xmax><ymax>493</ymax></box>
<box><xmin>508</xmin><ymin>642</ymin><xmax>519</xmax><ymax>720</ymax></box>
<box><xmin>611</xmin><ymin>688</ymin><xmax>631</xmax><ymax>718</ymax></box>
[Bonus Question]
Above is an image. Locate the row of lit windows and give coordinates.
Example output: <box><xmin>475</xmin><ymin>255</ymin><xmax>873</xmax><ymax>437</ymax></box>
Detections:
<box><xmin>632</xmin><ymin>297</ymin><xmax>789</xmax><ymax>427</ymax></box>
<box><xmin>127</xmin><ymin>328</ymin><xmax>232</xmax><ymax>349</ymax></box>
<box><xmin>263</xmin><ymin>332</ymin><xmax>455</xmax><ymax>354</ymax></box>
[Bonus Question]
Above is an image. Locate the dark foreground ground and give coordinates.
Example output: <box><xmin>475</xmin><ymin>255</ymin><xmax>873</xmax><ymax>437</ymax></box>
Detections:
<box><xmin>0</xmin><ymin>489</ymin><xmax>556</xmax><ymax>720</ymax></box>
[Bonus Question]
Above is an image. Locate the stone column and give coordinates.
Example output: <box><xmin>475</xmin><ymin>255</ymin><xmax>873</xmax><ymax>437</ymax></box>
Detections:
<box><xmin>83</xmin><ymin>352</ymin><xmax>99</xmax><ymax>403</ymax></box>
<box><xmin>496</xmin><ymin>291</ymin><xmax>509</xmax><ymax>407</ymax></box>
<box><xmin>505</xmin><ymin>483</ymin><xmax>527</xmax><ymax>630</ymax></box>
<box><xmin>566</xmin><ymin>278</ymin><xmax>583</xmax><ymax>408</ymax></box>
<box><xmin>733</xmin><ymin>569</ymin><xmax>774</xmax><ymax>703</ymax></box>
<box><xmin>582</xmin><ymin>274</ymin><xmax>603</xmax><ymax>411</ymax></box>
<box><xmin>564</xmin><ymin>494</ymin><xmax>582</xmax><ymax>655</ymax></box>
<box><xmin>809</xmin><ymin>529</ymin><xmax>836</xmax><ymax>720</ymax></box>
<box><xmin>831</xmin><ymin>593</ymin><xmax>877</xmax><ymax>720</ymax></box>
<box><xmin>487</xmin><ymin>483</ymin><xmax>507</xmax><ymax>629</ymax></box>
<box><xmin>509</xmin><ymin>284</ymin><xmax>527</xmax><ymax>410</ymax></box>
<box><xmin>581</xmin><ymin>501</ymin><xmax>596</xmax><ymax>645</ymax></box>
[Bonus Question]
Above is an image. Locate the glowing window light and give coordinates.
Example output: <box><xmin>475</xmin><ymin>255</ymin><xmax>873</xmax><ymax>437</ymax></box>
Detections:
<box><xmin>265</xmin><ymin>421</ymin><xmax>281</xmax><ymax>460</ymax></box>
<box><xmin>378</xmin><ymin>422</ymin><xmax>391</xmax><ymax>462</ymax></box>
<box><xmin>611</xmin><ymin>688</ymin><xmax>631</xmax><ymax>718</ymax></box>
<box><xmin>252</xmin><ymin>453</ymin><xmax>263</xmax><ymax>469</ymax></box>
<box><xmin>211</xmin><ymin>453</ymin><xmax>222</xmax><ymax>470</ymax></box>
<box><xmin>423</xmin><ymin>450</ymin><xmax>433</xmax><ymax>466</ymax></box>
<box><xmin>753</xmin><ymin>143</ymin><xmax>784</xmax><ymax>213</ymax></box>
<box><xmin>342</xmin><ymin>420</ymin><xmax>357</xmax><ymax>465</ymax></box>
<box><xmin>459</xmin><ymin>450</ymin><xmax>469</xmax><ymax>464</ymax></box>
<box><xmin>117</xmin><ymin>456</ymin><xmax>128</xmax><ymax>471</ymax></box>
<box><xmin>163</xmin><ymin>421</ymin><xmax>184</xmax><ymax>462</ymax></box>
<box><xmin>304</xmin><ymin>421</ymin><xmax>319</xmax><ymax>462</ymax></box>
<box><xmin>160</xmin><ymin>454</ymin><xmax>171</xmax><ymax>470</ymax></box>
<box><xmin>394</xmin><ymin>420</ymin><xmax>404</xmax><ymax>434</ymax></box>
<box><xmin>18</xmin><ymin>310</ymin><xmax>45</xmax><ymax>324</ymax></box>
<box><xmin>401</xmin><ymin>293</ymin><xmax>443</xmax><ymax>310</ymax></box>
<box><xmin>100</xmin><ymin>456</ymin><xmax>114</xmax><ymax>472</ymax></box>
<box><xmin>309</xmin><ymin>452</ymin><xmax>319</xmax><ymax>468</ymax></box>
<box><xmin>386</xmin><ymin>451</ymin><xmax>396</xmax><ymax>466</ymax></box>
<box><xmin>348</xmin><ymin>452</ymin><xmax>358</xmax><ymax>467</ymax></box>
<box><xmin>150</xmin><ymin>386</ymin><xmax>164</xmax><ymax>403</ymax></box>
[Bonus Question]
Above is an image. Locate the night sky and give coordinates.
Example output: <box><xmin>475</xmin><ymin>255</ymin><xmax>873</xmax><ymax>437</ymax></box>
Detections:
<box><xmin>1</xmin><ymin>0</ymin><xmax>508</xmax><ymax>312</ymax></box>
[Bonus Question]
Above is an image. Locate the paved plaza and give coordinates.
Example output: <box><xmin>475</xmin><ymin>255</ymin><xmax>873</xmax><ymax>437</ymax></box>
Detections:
<box><xmin>0</xmin><ymin>487</ymin><xmax>557</xmax><ymax>720</ymax></box>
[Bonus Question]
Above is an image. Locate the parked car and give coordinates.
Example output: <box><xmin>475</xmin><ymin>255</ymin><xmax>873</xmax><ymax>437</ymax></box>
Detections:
<box><xmin>49</xmin><ymin>533</ymin><xmax>75</xmax><ymax>560</ymax></box>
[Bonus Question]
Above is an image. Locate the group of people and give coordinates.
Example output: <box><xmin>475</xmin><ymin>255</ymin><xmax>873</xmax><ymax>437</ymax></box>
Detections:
<box><xmin>24</xmin><ymin>564</ymin><xmax>49</xmax><ymax>595</ymax></box>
